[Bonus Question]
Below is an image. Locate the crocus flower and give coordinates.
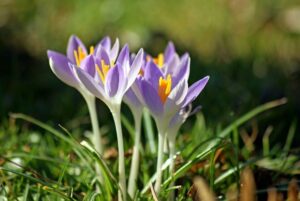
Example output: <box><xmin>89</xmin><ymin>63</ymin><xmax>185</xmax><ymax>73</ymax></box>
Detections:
<box><xmin>47</xmin><ymin>35</ymin><xmax>119</xmax><ymax>93</ymax></box>
<box><xmin>47</xmin><ymin>35</ymin><xmax>119</xmax><ymax>190</ymax></box>
<box><xmin>47</xmin><ymin>35</ymin><xmax>119</xmax><ymax>153</ymax></box>
<box><xmin>75</xmin><ymin>44</ymin><xmax>144</xmax><ymax>201</ymax></box>
<box><xmin>75</xmin><ymin>45</ymin><xmax>144</xmax><ymax>108</ymax></box>
<box><xmin>133</xmin><ymin>53</ymin><xmax>209</xmax><ymax>193</ymax></box>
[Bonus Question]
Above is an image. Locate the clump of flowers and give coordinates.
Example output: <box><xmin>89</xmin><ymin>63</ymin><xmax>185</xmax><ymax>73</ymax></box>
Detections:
<box><xmin>47</xmin><ymin>36</ymin><xmax>209</xmax><ymax>201</ymax></box>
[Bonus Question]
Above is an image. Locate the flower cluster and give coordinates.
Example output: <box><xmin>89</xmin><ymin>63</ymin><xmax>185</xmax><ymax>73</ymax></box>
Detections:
<box><xmin>47</xmin><ymin>35</ymin><xmax>209</xmax><ymax>200</ymax></box>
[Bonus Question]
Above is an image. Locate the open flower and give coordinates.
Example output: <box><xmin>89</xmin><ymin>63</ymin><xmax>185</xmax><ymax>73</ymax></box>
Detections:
<box><xmin>134</xmin><ymin>57</ymin><xmax>208</xmax><ymax>133</ymax></box>
<box><xmin>47</xmin><ymin>35</ymin><xmax>119</xmax><ymax>92</ymax></box>
<box><xmin>75</xmin><ymin>45</ymin><xmax>144</xmax><ymax>107</ymax></box>
<box><xmin>145</xmin><ymin>42</ymin><xmax>190</xmax><ymax>81</ymax></box>
<box><xmin>46</xmin><ymin>35</ymin><xmax>119</xmax><ymax>190</ymax></box>
<box><xmin>75</xmin><ymin>44</ymin><xmax>143</xmax><ymax>201</ymax></box>
<box><xmin>133</xmin><ymin>52</ymin><xmax>209</xmax><ymax>193</ymax></box>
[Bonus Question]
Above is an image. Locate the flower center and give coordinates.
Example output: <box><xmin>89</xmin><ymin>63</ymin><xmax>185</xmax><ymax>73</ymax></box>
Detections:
<box><xmin>96</xmin><ymin>60</ymin><xmax>110</xmax><ymax>84</ymax></box>
<box><xmin>73</xmin><ymin>46</ymin><xmax>94</xmax><ymax>66</ymax></box>
<box><xmin>158</xmin><ymin>74</ymin><xmax>172</xmax><ymax>103</ymax></box>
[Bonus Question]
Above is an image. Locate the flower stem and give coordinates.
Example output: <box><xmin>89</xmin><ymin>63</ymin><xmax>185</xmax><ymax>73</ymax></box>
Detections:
<box><xmin>81</xmin><ymin>92</ymin><xmax>103</xmax><ymax>188</ymax></box>
<box><xmin>85</xmin><ymin>96</ymin><xmax>103</xmax><ymax>155</ymax></box>
<box><xmin>143</xmin><ymin>110</ymin><xmax>156</xmax><ymax>154</ymax></box>
<box><xmin>168</xmin><ymin>137</ymin><xmax>176</xmax><ymax>201</ymax></box>
<box><xmin>154</xmin><ymin>132</ymin><xmax>165</xmax><ymax>193</ymax></box>
<box><xmin>128</xmin><ymin>111</ymin><xmax>142</xmax><ymax>198</ymax></box>
<box><xmin>110</xmin><ymin>104</ymin><xmax>127</xmax><ymax>201</ymax></box>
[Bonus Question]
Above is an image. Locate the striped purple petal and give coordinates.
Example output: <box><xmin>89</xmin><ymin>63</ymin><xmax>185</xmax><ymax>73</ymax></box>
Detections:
<box><xmin>95</xmin><ymin>46</ymin><xmax>111</xmax><ymax>66</ymax></box>
<box><xmin>47</xmin><ymin>50</ymin><xmax>79</xmax><ymax>87</ymax></box>
<box><xmin>66</xmin><ymin>35</ymin><xmax>87</xmax><ymax>64</ymax></box>
<box><xmin>144</xmin><ymin>61</ymin><xmax>163</xmax><ymax>90</ymax></box>
<box><xmin>182</xmin><ymin>76</ymin><xmax>209</xmax><ymax>107</ymax></box>
<box><xmin>172</xmin><ymin>54</ymin><xmax>190</xmax><ymax>87</ymax></box>
<box><xmin>98</xmin><ymin>36</ymin><xmax>111</xmax><ymax>51</ymax></box>
<box><xmin>75</xmin><ymin>68</ymin><xmax>106</xmax><ymax>99</ymax></box>
<box><xmin>105</xmin><ymin>64</ymin><xmax>120</xmax><ymax>97</ymax></box>
<box><xmin>80</xmin><ymin>55</ymin><xmax>95</xmax><ymax>77</ymax></box>
<box><xmin>117</xmin><ymin>44</ymin><xmax>130</xmax><ymax>66</ymax></box>
<box><xmin>164</xmin><ymin>41</ymin><xmax>175</xmax><ymax>65</ymax></box>
<box><xmin>126</xmin><ymin>49</ymin><xmax>143</xmax><ymax>89</ymax></box>
<box><xmin>140</xmin><ymin>80</ymin><xmax>163</xmax><ymax>117</ymax></box>
<box><xmin>124</xmin><ymin>88</ymin><xmax>143</xmax><ymax>110</ymax></box>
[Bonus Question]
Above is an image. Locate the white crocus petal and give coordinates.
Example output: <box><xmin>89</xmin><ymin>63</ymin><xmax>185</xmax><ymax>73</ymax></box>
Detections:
<box><xmin>110</xmin><ymin>38</ymin><xmax>120</xmax><ymax>62</ymax></box>
<box><xmin>126</xmin><ymin>49</ymin><xmax>144</xmax><ymax>91</ymax></box>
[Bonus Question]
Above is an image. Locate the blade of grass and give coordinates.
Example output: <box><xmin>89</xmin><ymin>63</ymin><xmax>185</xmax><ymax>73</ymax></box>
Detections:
<box><xmin>219</xmin><ymin>98</ymin><xmax>287</xmax><ymax>138</ymax></box>
<box><xmin>160</xmin><ymin>138</ymin><xmax>225</xmax><ymax>190</ymax></box>
<box><xmin>143</xmin><ymin>109</ymin><xmax>156</xmax><ymax>154</ymax></box>
<box><xmin>121</xmin><ymin>114</ymin><xmax>135</xmax><ymax>140</ymax></box>
<box><xmin>283</xmin><ymin>119</ymin><xmax>297</xmax><ymax>153</ymax></box>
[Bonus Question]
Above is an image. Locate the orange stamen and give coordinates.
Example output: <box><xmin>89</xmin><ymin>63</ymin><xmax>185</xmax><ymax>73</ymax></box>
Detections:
<box><xmin>96</xmin><ymin>60</ymin><xmax>110</xmax><ymax>84</ymax></box>
<box><xmin>158</xmin><ymin>74</ymin><xmax>172</xmax><ymax>103</ymax></box>
<box><xmin>73</xmin><ymin>46</ymin><xmax>94</xmax><ymax>66</ymax></box>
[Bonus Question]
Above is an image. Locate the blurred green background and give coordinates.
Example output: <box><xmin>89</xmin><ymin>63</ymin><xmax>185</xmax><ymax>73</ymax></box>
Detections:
<box><xmin>0</xmin><ymin>0</ymin><xmax>300</xmax><ymax>144</ymax></box>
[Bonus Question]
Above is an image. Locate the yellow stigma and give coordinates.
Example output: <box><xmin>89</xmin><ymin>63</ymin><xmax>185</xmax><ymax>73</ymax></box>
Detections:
<box><xmin>96</xmin><ymin>60</ymin><xmax>110</xmax><ymax>84</ymax></box>
<box><xmin>153</xmin><ymin>53</ymin><xmax>164</xmax><ymax>68</ymax></box>
<box><xmin>158</xmin><ymin>74</ymin><xmax>172</xmax><ymax>103</ymax></box>
<box><xmin>73</xmin><ymin>46</ymin><xmax>95</xmax><ymax>66</ymax></box>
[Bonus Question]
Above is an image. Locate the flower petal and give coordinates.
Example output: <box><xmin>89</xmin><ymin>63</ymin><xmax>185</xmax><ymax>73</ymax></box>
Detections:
<box><xmin>66</xmin><ymin>35</ymin><xmax>87</xmax><ymax>64</ymax></box>
<box><xmin>47</xmin><ymin>50</ymin><xmax>79</xmax><ymax>87</ymax></box>
<box><xmin>164</xmin><ymin>79</ymin><xmax>188</xmax><ymax>119</ymax></box>
<box><xmin>182</xmin><ymin>76</ymin><xmax>209</xmax><ymax>107</ymax></box>
<box><xmin>98</xmin><ymin>36</ymin><xmax>111</xmax><ymax>51</ymax></box>
<box><xmin>172</xmin><ymin>54</ymin><xmax>190</xmax><ymax>87</ymax></box>
<box><xmin>126</xmin><ymin>48</ymin><xmax>143</xmax><ymax>89</ymax></box>
<box><xmin>105</xmin><ymin>64</ymin><xmax>120</xmax><ymax>97</ymax></box>
<box><xmin>164</xmin><ymin>41</ymin><xmax>175</xmax><ymax>64</ymax></box>
<box><xmin>124</xmin><ymin>88</ymin><xmax>142</xmax><ymax>110</ymax></box>
<box><xmin>110</xmin><ymin>38</ymin><xmax>119</xmax><ymax>62</ymax></box>
<box><xmin>75</xmin><ymin>67</ymin><xmax>106</xmax><ymax>100</ymax></box>
<box><xmin>95</xmin><ymin>46</ymin><xmax>111</xmax><ymax>65</ymax></box>
<box><xmin>144</xmin><ymin>61</ymin><xmax>163</xmax><ymax>90</ymax></box>
<box><xmin>167</xmin><ymin>78</ymin><xmax>188</xmax><ymax>105</ymax></box>
<box><xmin>117</xmin><ymin>44</ymin><xmax>129</xmax><ymax>65</ymax></box>
<box><xmin>165</xmin><ymin>54</ymin><xmax>180</xmax><ymax>76</ymax></box>
<box><xmin>140</xmin><ymin>80</ymin><xmax>163</xmax><ymax>117</ymax></box>
<box><xmin>131</xmin><ymin>77</ymin><xmax>146</xmax><ymax>106</ymax></box>
<box><xmin>80</xmin><ymin>55</ymin><xmax>95</xmax><ymax>77</ymax></box>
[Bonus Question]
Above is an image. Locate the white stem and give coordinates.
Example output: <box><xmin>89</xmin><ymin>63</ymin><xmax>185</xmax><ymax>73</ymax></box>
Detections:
<box><xmin>154</xmin><ymin>133</ymin><xmax>165</xmax><ymax>193</ymax></box>
<box><xmin>81</xmin><ymin>91</ymin><xmax>103</xmax><ymax>188</ymax></box>
<box><xmin>110</xmin><ymin>104</ymin><xmax>127</xmax><ymax>201</ymax></box>
<box><xmin>85</xmin><ymin>96</ymin><xmax>103</xmax><ymax>155</ymax></box>
<box><xmin>168</xmin><ymin>137</ymin><xmax>176</xmax><ymax>201</ymax></box>
<box><xmin>128</xmin><ymin>111</ymin><xmax>142</xmax><ymax>198</ymax></box>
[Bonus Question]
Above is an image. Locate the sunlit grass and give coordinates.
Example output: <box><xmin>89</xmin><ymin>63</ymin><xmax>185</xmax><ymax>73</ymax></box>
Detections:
<box><xmin>1</xmin><ymin>98</ymin><xmax>299</xmax><ymax>200</ymax></box>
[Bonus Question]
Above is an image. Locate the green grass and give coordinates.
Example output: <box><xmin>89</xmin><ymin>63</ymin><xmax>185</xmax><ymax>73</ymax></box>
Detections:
<box><xmin>0</xmin><ymin>98</ymin><xmax>299</xmax><ymax>200</ymax></box>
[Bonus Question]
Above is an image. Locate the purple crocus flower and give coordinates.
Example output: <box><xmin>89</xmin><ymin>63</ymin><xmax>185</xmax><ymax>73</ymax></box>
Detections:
<box><xmin>133</xmin><ymin>53</ymin><xmax>209</xmax><ymax>193</ymax></box>
<box><xmin>75</xmin><ymin>44</ymin><xmax>143</xmax><ymax>201</ymax></box>
<box><xmin>75</xmin><ymin>45</ymin><xmax>144</xmax><ymax>107</ymax></box>
<box><xmin>134</xmin><ymin>57</ymin><xmax>208</xmax><ymax>133</ymax></box>
<box><xmin>47</xmin><ymin>35</ymin><xmax>119</xmax><ymax>92</ymax></box>
<box><xmin>46</xmin><ymin>35</ymin><xmax>120</xmax><ymax>192</ymax></box>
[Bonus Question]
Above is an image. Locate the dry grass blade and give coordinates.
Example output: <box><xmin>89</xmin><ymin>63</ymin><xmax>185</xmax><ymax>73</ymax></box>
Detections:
<box><xmin>267</xmin><ymin>188</ymin><xmax>277</xmax><ymax>201</ymax></box>
<box><xmin>193</xmin><ymin>177</ymin><xmax>216</xmax><ymax>201</ymax></box>
<box><xmin>288</xmin><ymin>179</ymin><xmax>299</xmax><ymax>201</ymax></box>
<box><xmin>150</xmin><ymin>183</ymin><xmax>159</xmax><ymax>201</ymax></box>
<box><xmin>240</xmin><ymin>167</ymin><xmax>256</xmax><ymax>201</ymax></box>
